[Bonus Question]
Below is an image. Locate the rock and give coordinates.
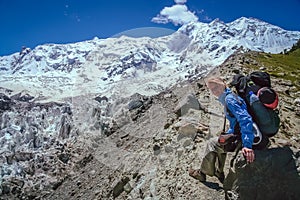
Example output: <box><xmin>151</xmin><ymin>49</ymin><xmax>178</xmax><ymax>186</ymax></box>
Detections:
<box><xmin>94</xmin><ymin>95</ymin><xmax>108</xmax><ymax>103</ymax></box>
<box><xmin>23</xmin><ymin>163</ymin><xmax>35</xmax><ymax>176</ymax></box>
<box><xmin>14</xmin><ymin>152</ymin><xmax>33</xmax><ymax>162</ymax></box>
<box><xmin>153</xmin><ymin>144</ymin><xmax>161</xmax><ymax>155</ymax></box>
<box><xmin>10</xmin><ymin>177</ymin><xmax>25</xmax><ymax>188</ymax></box>
<box><xmin>1</xmin><ymin>182</ymin><xmax>11</xmax><ymax>195</ymax></box>
<box><xmin>58</xmin><ymin>153</ymin><xmax>70</xmax><ymax>164</ymax></box>
<box><xmin>76</xmin><ymin>153</ymin><xmax>93</xmax><ymax>169</ymax></box>
<box><xmin>232</xmin><ymin>69</ymin><xmax>240</xmax><ymax>74</ymax></box>
<box><xmin>164</xmin><ymin>145</ymin><xmax>174</xmax><ymax>153</ymax></box>
<box><xmin>294</xmin><ymin>98</ymin><xmax>300</xmax><ymax>116</ymax></box>
<box><xmin>279</xmin><ymin>79</ymin><xmax>293</xmax><ymax>87</ymax></box>
<box><xmin>59</xmin><ymin>115</ymin><xmax>72</xmax><ymax>139</ymax></box>
<box><xmin>224</xmin><ymin>147</ymin><xmax>300</xmax><ymax>200</ymax></box>
<box><xmin>123</xmin><ymin>182</ymin><xmax>133</xmax><ymax>193</ymax></box>
<box><xmin>177</xmin><ymin>147</ymin><xmax>184</xmax><ymax>157</ymax></box>
<box><xmin>164</xmin><ymin>93</ymin><xmax>172</xmax><ymax>98</ymax></box>
<box><xmin>19</xmin><ymin>93</ymin><xmax>34</xmax><ymax>102</ymax></box>
<box><xmin>52</xmin><ymin>178</ymin><xmax>64</xmax><ymax>190</ymax></box>
<box><xmin>276</xmin><ymin>138</ymin><xmax>291</xmax><ymax>146</ymax></box>
<box><xmin>182</xmin><ymin>138</ymin><xmax>193</xmax><ymax>148</ymax></box>
<box><xmin>128</xmin><ymin>100</ymin><xmax>143</xmax><ymax>111</ymax></box>
<box><xmin>174</xmin><ymin>93</ymin><xmax>201</xmax><ymax>117</ymax></box>
<box><xmin>112</xmin><ymin>177</ymin><xmax>130</xmax><ymax>198</ymax></box>
<box><xmin>177</xmin><ymin>123</ymin><xmax>197</xmax><ymax>141</ymax></box>
<box><xmin>62</xmin><ymin>105</ymin><xmax>72</xmax><ymax>115</ymax></box>
<box><xmin>0</xmin><ymin>93</ymin><xmax>13</xmax><ymax>111</ymax></box>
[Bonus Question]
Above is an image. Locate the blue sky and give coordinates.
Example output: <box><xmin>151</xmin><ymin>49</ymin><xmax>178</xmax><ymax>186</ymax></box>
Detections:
<box><xmin>0</xmin><ymin>0</ymin><xmax>300</xmax><ymax>56</ymax></box>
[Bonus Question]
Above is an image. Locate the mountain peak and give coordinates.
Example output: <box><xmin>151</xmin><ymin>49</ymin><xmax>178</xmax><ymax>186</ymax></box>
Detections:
<box><xmin>229</xmin><ymin>17</ymin><xmax>283</xmax><ymax>30</ymax></box>
<box><xmin>209</xmin><ymin>18</ymin><xmax>225</xmax><ymax>25</ymax></box>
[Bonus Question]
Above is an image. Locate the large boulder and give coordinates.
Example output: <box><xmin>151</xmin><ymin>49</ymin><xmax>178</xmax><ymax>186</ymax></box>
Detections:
<box><xmin>224</xmin><ymin>147</ymin><xmax>300</xmax><ymax>200</ymax></box>
<box><xmin>174</xmin><ymin>93</ymin><xmax>202</xmax><ymax>117</ymax></box>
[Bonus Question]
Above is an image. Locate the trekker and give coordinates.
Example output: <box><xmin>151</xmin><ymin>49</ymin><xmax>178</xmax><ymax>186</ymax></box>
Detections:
<box><xmin>189</xmin><ymin>77</ymin><xmax>255</xmax><ymax>183</ymax></box>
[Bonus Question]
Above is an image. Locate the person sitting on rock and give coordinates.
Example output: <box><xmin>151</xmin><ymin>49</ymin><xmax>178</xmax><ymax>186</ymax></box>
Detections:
<box><xmin>189</xmin><ymin>77</ymin><xmax>255</xmax><ymax>183</ymax></box>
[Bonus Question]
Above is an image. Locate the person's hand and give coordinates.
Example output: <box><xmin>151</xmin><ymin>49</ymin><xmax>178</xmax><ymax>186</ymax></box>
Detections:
<box><xmin>242</xmin><ymin>147</ymin><xmax>255</xmax><ymax>163</ymax></box>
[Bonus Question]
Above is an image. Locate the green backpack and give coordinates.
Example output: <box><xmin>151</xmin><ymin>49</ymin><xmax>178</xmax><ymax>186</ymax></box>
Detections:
<box><xmin>230</xmin><ymin>71</ymin><xmax>280</xmax><ymax>137</ymax></box>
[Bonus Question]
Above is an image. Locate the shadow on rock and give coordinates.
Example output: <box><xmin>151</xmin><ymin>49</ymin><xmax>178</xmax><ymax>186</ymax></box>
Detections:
<box><xmin>203</xmin><ymin>181</ymin><xmax>223</xmax><ymax>191</ymax></box>
<box><xmin>224</xmin><ymin>146</ymin><xmax>300</xmax><ymax>200</ymax></box>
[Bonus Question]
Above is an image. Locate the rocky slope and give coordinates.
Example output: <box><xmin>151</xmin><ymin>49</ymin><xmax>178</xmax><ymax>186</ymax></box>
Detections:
<box><xmin>45</xmin><ymin>51</ymin><xmax>300</xmax><ymax>200</ymax></box>
<box><xmin>1</xmin><ymin>48</ymin><xmax>299</xmax><ymax>199</ymax></box>
<box><xmin>1</xmin><ymin>17</ymin><xmax>300</xmax><ymax>199</ymax></box>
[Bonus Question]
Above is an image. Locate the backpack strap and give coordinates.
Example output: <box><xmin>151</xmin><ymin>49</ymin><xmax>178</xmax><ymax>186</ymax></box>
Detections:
<box><xmin>222</xmin><ymin>114</ymin><xmax>227</xmax><ymax>133</ymax></box>
<box><xmin>230</xmin><ymin>142</ymin><xmax>243</xmax><ymax>168</ymax></box>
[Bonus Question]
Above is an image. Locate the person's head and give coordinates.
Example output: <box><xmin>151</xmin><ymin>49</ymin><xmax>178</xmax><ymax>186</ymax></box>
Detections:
<box><xmin>206</xmin><ymin>77</ymin><xmax>226</xmax><ymax>97</ymax></box>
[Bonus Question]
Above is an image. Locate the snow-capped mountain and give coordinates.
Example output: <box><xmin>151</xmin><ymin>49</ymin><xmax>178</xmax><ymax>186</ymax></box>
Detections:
<box><xmin>0</xmin><ymin>17</ymin><xmax>299</xmax><ymax>102</ymax></box>
<box><xmin>178</xmin><ymin>17</ymin><xmax>300</xmax><ymax>65</ymax></box>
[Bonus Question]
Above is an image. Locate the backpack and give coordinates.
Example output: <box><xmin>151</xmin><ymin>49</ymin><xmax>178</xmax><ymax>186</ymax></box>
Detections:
<box><xmin>230</xmin><ymin>71</ymin><xmax>280</xmax><ymax>138</ymax></box>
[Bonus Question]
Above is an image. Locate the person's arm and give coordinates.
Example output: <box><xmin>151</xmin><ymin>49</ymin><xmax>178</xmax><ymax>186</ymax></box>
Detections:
<box><xmin>226</xmin><ymin>96</ymin><xmax>255</xmax><ymax>163</ymax></box>
<box><xmin>226</xmin><ymin>97</ymin><xmax>254</xmax><ymax>148</ymax></box>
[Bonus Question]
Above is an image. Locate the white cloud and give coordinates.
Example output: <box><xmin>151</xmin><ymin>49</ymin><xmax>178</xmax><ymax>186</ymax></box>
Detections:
<box><xmin>174</xmin><ymin>0</ymin><xmax>187</xmax><ymax>4</ymax></box>
<box><xmin>152</xmin><ymin>4</ymin><xmax>198</xmax><ymax>26</ymax></box>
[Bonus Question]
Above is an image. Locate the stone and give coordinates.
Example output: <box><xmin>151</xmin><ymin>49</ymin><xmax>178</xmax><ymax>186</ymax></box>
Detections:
<box><xmin>0</xmin><ymin>93</ymin><xmax>13</xmax><ymax>111</ymax></box>
<box><xmin>58</xmin><ymin>153</ymin><xmax>70</xmax><ymax>164</ymax></box>
<box><xmin>128</xmin><ymin>100</ymin><xmax>143</xmax><ymax>111</ymax></box>
<box><xmin>123</xmin><ymin>182</ymin><xmax>133</xmax><ymax>193</ymax></box>
<box><xmin>94</xmin><ymin>95</ymin><xmax>108</xmax><ymax>103</ymax></box>
<box><xmin>182</xmin><ymin>138</ymin><xmax>192</xmax><ymax>148</ymax></box>
<box><xmin>1</xmin><ymin>182</ymin><xmax>11</xmax><ymax>195</ymax></box>
<box><xmin>164</xmin><ymin>145</ymin><xmax>174</xmax><ymax>153</ymax></box>
<box><xmin>177</xmin><ymin>123</ymin><xmax>197</xmax><ymax>141</ymax></box>
<box><xmin>153</xmin><ymin>144</ymin><xmax>161</xmax><ymax>155</ymax></box>
<box><xmin>112</xmin><ymin>177</ymin><xmax>130</xmax><ymax>198</ymax></box>
<box><xmin>174</xmin><ymin>93</ymin><xmax>201</xmax><ymax>117</ymax></box>
<box><xmin>177</xmin><ymin>147</ymin><xmax>184</xmax><ymax>157</ymax></box>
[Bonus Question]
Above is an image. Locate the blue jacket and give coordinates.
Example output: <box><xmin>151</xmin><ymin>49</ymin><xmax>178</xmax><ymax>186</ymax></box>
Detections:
<box><xmin>218</xmin><ymin>88</ymin><xmax>254</xmax><ymax>149</ymax></box>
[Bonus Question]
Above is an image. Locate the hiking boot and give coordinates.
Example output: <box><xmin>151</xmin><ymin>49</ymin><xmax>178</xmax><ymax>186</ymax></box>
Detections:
<box><xmin>215</xmin><ymin>171</ymin><xmax>225</xmax><ymax>183</ymax></box>
<box><xmin>189</xmin><ymin>169</ymin><xmax>206</xmax><ymax>182</ymax></box>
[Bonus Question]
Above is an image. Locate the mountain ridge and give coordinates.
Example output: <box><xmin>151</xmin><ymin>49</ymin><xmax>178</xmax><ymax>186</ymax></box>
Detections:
<box><xmin>0</xmin><ymin>17</ymin><xmax>300</xmax><ymax>103</ymax></box>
